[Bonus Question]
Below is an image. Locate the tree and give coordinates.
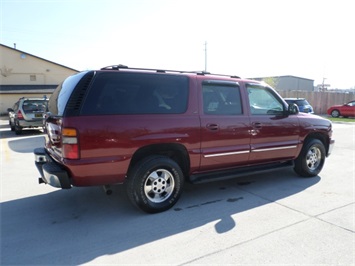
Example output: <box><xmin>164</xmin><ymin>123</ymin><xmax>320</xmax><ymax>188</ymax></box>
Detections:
<box><xmin>262</xmin><ymin>77</ymin><xmax>279</xmax><ymax>88</ymax></box>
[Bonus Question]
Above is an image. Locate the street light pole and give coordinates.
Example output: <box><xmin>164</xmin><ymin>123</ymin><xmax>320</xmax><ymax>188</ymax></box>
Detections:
<box><xmin>204</xmin><ymin>41</ymin><xmax>207</xmax><ymax>72</ymax></box>
<box><xmin>322</xmin><ymin>77</ymin><xmax>327</xmax><ymax>91</ymax></box>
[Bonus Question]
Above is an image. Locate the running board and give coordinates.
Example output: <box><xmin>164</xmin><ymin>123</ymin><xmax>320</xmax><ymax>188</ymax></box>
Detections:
<box><xmin>189</xmin><ymin>161</ymin><xmax>294</xmax><ymax>184</ymax></box>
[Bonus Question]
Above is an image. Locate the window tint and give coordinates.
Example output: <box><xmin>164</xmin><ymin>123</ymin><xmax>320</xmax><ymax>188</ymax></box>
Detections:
<box><xmin>81</xmin><ymin>72</ymin><xmax>189</xmax><ymax>115</ymax></box>
<box><xmin>48</xmin><ymin>71</ymin><xmax>90</xmax><ymax>116</ymax></box>
<box><xmin>295</xmin><ymin>99</ymin><xmax>309</xmax><ymax>106</ymax></box>
<box><xmin>203</xmin><ymin>84</ymin><xmax>242</xmax><ymax>115</ymax></box>
<box><xmin>247</xmin><ymin>84</ymin><xmax>284</xmax><ymax>115</ymax></box>
<box><xmin>22</xmin><ymin>100</ymin><xmax>48</xmax><ymax>113</ymax></box>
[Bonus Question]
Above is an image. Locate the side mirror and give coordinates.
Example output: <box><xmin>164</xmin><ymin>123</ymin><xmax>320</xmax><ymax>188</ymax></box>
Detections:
<box><xmin>288</xmin><ymin>103</ymin><xmax>299</xmax><ymax>115</ymax></box>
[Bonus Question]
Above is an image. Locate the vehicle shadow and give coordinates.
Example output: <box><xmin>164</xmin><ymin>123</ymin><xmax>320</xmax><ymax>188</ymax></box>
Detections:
<box><xmin>7</xmin><ymin>135</ymin><xmax>45</xmax><ymax>153</ymax></box>
<box><xmin>1</xmin><ymin>169</ymin><xmax>320</xmax><ymax>265</ymax></box>
<box><xmin>0</xmin><ymin>127</ymin><xmax>43</xmax><ymax>139</ymax></box>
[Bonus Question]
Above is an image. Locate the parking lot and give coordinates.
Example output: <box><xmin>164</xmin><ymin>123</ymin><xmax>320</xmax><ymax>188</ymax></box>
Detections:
<box><xmin>1</xmin><ymin>117</ymin><xmax>354</xmax><ymax>265</ymax></box>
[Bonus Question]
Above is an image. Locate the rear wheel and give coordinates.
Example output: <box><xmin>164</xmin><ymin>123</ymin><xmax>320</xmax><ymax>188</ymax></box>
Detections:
<box><xmin>15</xmin><ymin>122</ymin><xmax>22</xmax><ymax>135</ymax></box>
<box><xmin>331</xmin><ymin>109</ymin><xmax>340</xmax><ymax>118</ymax></box>
<box><xmin>294</xmin><ymin>139</ymin><xmax>325</xmax><ymax>177</ymax></box>
<box><xmin>126</xmin><ymin>155</ymin><xmax>184</xmax><ymax>213</ymax></box>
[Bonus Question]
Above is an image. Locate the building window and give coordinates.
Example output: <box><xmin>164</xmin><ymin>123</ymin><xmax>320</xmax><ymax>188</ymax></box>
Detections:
<box><xmin>30</xmin><ymin>75</ymin><xmax>36</xmax><ymax>81</ymax></box>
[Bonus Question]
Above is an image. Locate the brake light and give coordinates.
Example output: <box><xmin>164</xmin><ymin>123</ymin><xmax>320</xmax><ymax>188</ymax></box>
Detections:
<box><xmin>62</xmin><ymin>128</ymin><xmax>79</xmax><ymax>159</ymax></box>
<box><xmin>17</xmin><ymin>110</ymin><xmax>24</xmax><ymax>120</ymax></box>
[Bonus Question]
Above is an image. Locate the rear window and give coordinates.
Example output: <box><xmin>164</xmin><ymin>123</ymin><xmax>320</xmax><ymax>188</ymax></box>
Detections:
<box><xmin>295</xmin><ymin>99</ymin><xmax>309</xmax><ymax>106</ymax></box>
<box><xmin>81</xmin><ymin>72</ymin><xmax>189</xmax><ymax>115</ymax></box>
<box><xmin>22</xmin><ymin>100</ymin><xmax>48</xmax><ymax>113</ymax></box>
<box><xmin>285</xmin><ymin>99</ymin><xmax>309</xmax><ymax>106</ymax></box>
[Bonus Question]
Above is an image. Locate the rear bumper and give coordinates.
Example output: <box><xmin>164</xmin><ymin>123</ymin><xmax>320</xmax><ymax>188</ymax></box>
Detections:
<box><xmin>34</xmin><ymin>148</ymin><xmax>71</xmax><ymax>189</ymax></box>
<box><xmin>18</xmin><ymin>119</ymin><xmax>43</xmax><ymax>128</ymax></box>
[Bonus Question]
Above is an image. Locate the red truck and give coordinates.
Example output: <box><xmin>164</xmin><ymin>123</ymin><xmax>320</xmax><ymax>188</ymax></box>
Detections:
<box><xmin>34</xmin><ymin>65</ymin><xmax>334</xmax><ymax>213</ymax></box>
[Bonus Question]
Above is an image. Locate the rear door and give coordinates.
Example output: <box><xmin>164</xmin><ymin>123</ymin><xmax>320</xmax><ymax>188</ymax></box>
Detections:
<box><xmin>199</xmin><ymin>80</ymin><xmax>250</xmax><ymax>171</ymax></box>
<box><xmin>246</xmin><ymin>83</ymin><xmax>300</xmax><ymax>163</ymax></box>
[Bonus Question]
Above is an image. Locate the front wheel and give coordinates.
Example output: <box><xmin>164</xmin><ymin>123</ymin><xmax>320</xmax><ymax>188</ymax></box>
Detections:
<box><xmin>294</xmin><ymin>139</ymin><xmax>326</xmax><ymax>177</ymax></box>
<box><xmin>126</xmin><ymin>156</ymin><xmax>184</xmax><ymax>213</ymax></box>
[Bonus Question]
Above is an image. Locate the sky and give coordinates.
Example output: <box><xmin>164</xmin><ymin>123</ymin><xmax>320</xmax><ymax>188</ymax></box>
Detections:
<box><xmin>1</xmin><ymin>0</ymin><xmax>354</xmax><ymax>89</ymax></box>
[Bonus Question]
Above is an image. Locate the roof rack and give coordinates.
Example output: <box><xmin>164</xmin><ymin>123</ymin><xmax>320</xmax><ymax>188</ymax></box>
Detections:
<box><xmin>100</xmin><ymin>65</ymin><xmax>240</xmax><ymax>79</ymax></box>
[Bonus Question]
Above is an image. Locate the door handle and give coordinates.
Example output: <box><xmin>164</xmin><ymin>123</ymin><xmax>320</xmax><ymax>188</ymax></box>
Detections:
<box><xmin>206</xmin><ymin>123</ymin><xmax>219</xmax><ymax>131</ymax></box>
<box><xmin>252</xmin><ymin>122</ymin><xmax>262</xmax><ymax>129</ymax></box>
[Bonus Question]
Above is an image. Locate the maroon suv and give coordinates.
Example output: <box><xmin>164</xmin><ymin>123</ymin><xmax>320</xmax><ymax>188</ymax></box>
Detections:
<box><xmin>34</xmin><ymin>65</ymin><xmax>335</xmax><ymax>213</ymax></box>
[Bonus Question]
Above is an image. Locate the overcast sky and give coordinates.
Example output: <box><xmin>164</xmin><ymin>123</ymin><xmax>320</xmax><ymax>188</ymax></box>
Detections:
<box><xmin>1</xmin><ymin>0</ymin><xmax>354</xmax><ymax>89</ymax></box>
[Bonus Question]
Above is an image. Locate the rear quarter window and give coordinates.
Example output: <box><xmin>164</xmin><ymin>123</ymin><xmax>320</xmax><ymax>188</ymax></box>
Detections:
<box><xmin>48</xmin><ymin>71</ymin><xmax>90</xmax><ymax>116</ymax></box>
<box><xmin>81</xmin><ymin>72</ymin><xmax>189</xmax><ymax>115</ymax></box>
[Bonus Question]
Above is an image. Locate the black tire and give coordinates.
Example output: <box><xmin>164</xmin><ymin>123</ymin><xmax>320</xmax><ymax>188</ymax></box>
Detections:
<box><xmin>331</xmin><ymin>109</ymin><xmax>340</xmax><ymax>118</ymax></box>
<box><xmin>126</xmin><ymin>155</ymin><xmax>184</xmax><ymax>213</ymax></box>
<box><xmin>15</xmin><ymin>124</ymin><xmax>22</xmax><ymax>135</ymax></box>
<box><xmin>294</xmin><ymin>139</ymin><xmax>326</xmax><ymax>177</ymax></box>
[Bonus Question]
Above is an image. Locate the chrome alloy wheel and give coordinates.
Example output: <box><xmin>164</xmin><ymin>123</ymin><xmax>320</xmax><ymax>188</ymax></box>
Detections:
<box><xmin>144</xmin><ymin>169</ymin><xmax>175</xmax><ymax>203</ymax></box>
<box><xmin>306</xmin><ymin>146</ymin><xmax>322</xmax><ymax>171</ymax></box>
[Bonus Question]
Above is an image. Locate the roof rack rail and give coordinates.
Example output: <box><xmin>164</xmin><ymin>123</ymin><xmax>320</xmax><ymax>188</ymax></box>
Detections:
<box><xmin>100</xmin><ymin>65</ymin><xmax>240</xmax><ymax>78</ymax></box>
<box><xmin>101</xmin><ymin>64</ymin><xmax>128</xmax><ymax>70</ymax></box>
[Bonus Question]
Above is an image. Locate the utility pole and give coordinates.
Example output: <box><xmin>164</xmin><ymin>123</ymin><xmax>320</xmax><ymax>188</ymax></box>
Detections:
<box><xmin>204</xmin><ymin>41</ymin><xmax>207</xmax><ymax>72</ymax></box>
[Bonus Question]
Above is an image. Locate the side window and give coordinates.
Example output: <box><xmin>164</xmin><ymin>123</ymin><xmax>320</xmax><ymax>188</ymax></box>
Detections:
<box><xmin>81</xmin><ymin>73</ymin><xmax>189</xmax><ymax>115</ymax></box>
<box><xmin>203</xmin><ymin>84</ymin><xmax>242</xmax><ymax>115</ymax></box>
<box><xmin>247</xmin><ymin>84</ymin><xmax>284</xmax><ymax>115</ymax></box>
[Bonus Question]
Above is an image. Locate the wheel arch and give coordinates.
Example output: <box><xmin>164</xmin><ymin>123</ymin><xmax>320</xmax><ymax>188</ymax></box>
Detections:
<box><xmin>303</xmin><ymin>132</ymin><xmax>329</xmax><ymax>154</ymax></box>
<box><xmin>129</xmin><ymin>143</ymin><xmax>190</xmax><ymax>179</ymax></box>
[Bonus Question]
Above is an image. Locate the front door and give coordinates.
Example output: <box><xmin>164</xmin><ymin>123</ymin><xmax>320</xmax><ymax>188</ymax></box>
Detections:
<box><xmin>246</xmin><ymin>83</ymin><xmax>300</xmax><ymax>164</ymax></box>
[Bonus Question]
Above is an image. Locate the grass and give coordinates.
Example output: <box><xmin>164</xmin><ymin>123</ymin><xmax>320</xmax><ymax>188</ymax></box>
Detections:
<box><xmin>326</xmin><ymin>116</ymin><xmax>355</xmax><ymax>123</ymax></box>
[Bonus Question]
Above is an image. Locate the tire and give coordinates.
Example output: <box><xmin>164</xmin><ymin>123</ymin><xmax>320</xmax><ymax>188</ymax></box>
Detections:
<box><xmin>126</xmin><ymin>155</ymin><xmax>184</xmax><ymax>213</ymax></box>
<box><xmin>294</xmin><ymin>139</ymin><xmax>326</xmax><ymax>177</ymax></box>
<box><xmin>331</xmin><ymin>109</ymin><xmax>340</xmax><ymax>118</ymax></box>
<box><xmin>15</xmin><ymin>124</ymin><xmax>22</xmax><ymax>135</ymax></box>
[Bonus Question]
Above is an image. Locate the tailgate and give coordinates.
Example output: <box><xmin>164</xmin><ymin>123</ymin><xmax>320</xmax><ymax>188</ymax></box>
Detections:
<box><xmin>44</xmin><ymin>116</ymin><xmax>63</xmax><ymax>160</ymax></box>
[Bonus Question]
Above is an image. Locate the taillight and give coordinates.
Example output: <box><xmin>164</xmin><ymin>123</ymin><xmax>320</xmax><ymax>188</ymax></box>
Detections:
<box><xmin>62</xmin><ymin>128</ymin><xmax>79</xmax><ymax>159</ymax></box>
<box><xmin>17</xmin><ymin>110</ymin><xmax>24</xmax><ymax>120</ymax></box>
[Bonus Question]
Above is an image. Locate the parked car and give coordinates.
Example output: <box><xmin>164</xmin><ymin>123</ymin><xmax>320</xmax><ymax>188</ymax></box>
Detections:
<box><xmin>327</xmin><ymin>100</ymin><xmax>355</xmax><ymax>118</ymax></box>
<box><xmin>8</xmin><ymin>97</ymin><xmax>48</xmax><ymax>134</ymax></box>
<box><xmin>34</xmin><ymin>65</ymin><xmax>334</xmax><ymax>213</ymax></box>
<box><xmin>284</xmin><ymin>98</ymin><xmax>314</xmax><ymax>113</ymax></box>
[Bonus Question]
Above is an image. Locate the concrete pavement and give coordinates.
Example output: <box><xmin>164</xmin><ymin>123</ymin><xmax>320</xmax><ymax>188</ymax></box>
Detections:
<box><xmin>1</xmin><ymin>118</ymin><xmax>354</xmax><ymax>265</ymax></box>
